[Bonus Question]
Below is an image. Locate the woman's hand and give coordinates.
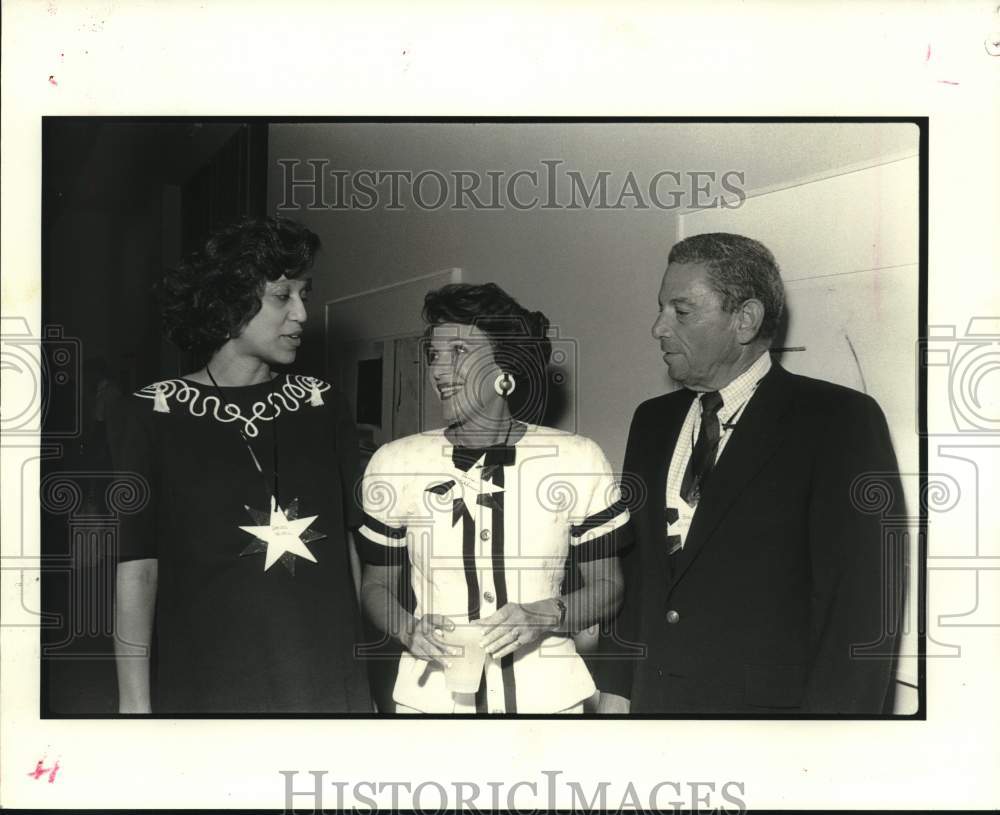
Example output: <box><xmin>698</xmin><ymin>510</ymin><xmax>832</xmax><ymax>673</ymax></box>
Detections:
<box><xmin>478</xmin><ymin>600</ymin><xmax>561</xmax><ymax>659</ymax></box>
<box><xmin>118</xmin><ymin>698</ymin><xmax>153</xmax><ymax>715</ymax></box>
<box><xmin>596</xmin><ymin>692</ymin><xmax>631</xmax><ymax>714</ymax></box>
<box><xmin>400</xmin><ymin>614</ymin><xmax>461</xmax><ymax>667</ymax></box>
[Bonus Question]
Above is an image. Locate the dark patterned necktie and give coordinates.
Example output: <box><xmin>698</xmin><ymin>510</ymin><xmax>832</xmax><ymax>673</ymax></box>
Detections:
<box><xmin>680</xmin><ymin>391</ymin><xmax>724</xmax><ymax>506</ymax></box>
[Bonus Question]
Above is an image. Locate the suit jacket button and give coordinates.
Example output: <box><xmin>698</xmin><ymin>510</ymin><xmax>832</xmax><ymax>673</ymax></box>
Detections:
<box><xmin>480</xmin><ymin>529</ymin><xmax>491</xmax><ymax>541</ymax></box>
<box><xmin>666</xmin><ymin>609</ymin><xmax>680</xmax><ymax>624</ymax></box>
<box><xmin>484</xmin><ymin>591</ymin><xmax>495</xmax><ymax>603</ymax></box>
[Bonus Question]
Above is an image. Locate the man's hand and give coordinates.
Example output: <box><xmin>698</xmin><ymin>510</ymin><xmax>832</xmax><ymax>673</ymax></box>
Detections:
<box><xmin>478</xmin><ymin>600</ymin><xmax>561</xmax><ymax>659</ymax></box>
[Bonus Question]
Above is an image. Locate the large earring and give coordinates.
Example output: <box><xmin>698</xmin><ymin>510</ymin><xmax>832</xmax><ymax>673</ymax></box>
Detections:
<box><xmin>494</xmin><ymin>372</ymin><xmax>516</xmax><ymax>397</ymax></box>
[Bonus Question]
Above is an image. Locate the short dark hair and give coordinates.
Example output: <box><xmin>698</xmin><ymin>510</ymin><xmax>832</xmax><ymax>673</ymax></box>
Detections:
<box><xmin>159</xmin><ymin>216</ymin><xmax>320</xmax><ymax>354</ymax></box>
<box><xmin>668</xmin><ymin>232</ymin><xmax>786</xmax><ymax>340</ymax></box>
<box><xmin>422</xmin><ymin>283</ymin><xmax>551</xmax><ymax>422</ymax></box>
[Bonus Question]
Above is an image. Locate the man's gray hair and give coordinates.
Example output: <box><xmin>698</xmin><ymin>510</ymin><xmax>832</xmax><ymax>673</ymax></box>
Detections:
<box><xmin>668</xmin><ymin>232</ymin><xmax>786</xmax><ymax>340</ymax></box>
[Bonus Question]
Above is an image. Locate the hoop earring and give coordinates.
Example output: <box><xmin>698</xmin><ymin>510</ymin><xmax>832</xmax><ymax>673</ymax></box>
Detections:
<box><xmin>494</xmin><ymin>372</ymin><xmax>516</xmax><ymax>397</ymax></box>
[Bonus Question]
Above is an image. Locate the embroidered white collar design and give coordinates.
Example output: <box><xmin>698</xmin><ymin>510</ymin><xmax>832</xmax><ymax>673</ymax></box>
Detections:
<box><xmin>135</xmin><ymin>375</ymin><xmax>330</xmax><ymax>437</ymax></box>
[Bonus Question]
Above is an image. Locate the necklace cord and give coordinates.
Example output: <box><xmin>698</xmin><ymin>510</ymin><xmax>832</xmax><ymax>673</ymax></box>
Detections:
<box><xmin>205</xmin><ymin>367</ymin><xmax>280</xmax><ymax>506</ymax></box>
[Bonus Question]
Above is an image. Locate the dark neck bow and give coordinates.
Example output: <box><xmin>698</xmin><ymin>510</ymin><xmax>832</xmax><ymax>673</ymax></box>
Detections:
<box><xmin>425</xmin><ymin>441</ymin><xmax>516</xmax><ymax>528</ymax></box>
<box><xmin>451</xmin><ymin>442</ymin><xmax>517</xmax><ymax>473</ymax></box>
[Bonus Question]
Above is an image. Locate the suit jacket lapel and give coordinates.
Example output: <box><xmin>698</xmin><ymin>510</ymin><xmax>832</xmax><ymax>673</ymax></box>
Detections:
<box><xmin>670</xmin><ymin>363</ymin><xmax>796</xmax><ymax>587</ymax></box>
<box><xmin>642</xmin><ymin>390</ymin><xmax>696</xmax><ymax>581</ymax></box>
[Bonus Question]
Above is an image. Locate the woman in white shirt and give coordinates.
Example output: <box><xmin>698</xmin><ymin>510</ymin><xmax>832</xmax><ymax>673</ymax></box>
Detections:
<box><xmin>358</xmin><ymin>283</ymin><xmax>630</xmax><ymax>714</ymax></box>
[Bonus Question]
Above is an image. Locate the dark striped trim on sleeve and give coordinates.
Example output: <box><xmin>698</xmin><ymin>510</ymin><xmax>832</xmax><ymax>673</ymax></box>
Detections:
<box><xmin>569</xmin><ymin>521</ymin><xmax>634</xmax><ymax>564</ymax></box>
<box><xmin>356</xmin><ymin>512</ymin><xmax>407</xmax><ymax>565</ymax></box>
<box><xmin>361</xmin><ymin>512</ymin><xmax>406</xmax><ymax>540</ymax></box>
<box><xmin>570</xmin><ymin>498</ymin><xmax>629</xmax><ymax>538</ymax></box>
<box><xmin>355</xmin><ymin>531</ymin><xmax>408</xmax><ymax>566</ymax></box>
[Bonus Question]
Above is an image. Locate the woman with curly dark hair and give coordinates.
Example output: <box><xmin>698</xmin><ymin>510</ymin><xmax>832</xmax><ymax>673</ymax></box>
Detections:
<box><xmin>110</xmin><ymin>216</ymin><xmax>369</xmax><ymax>714</ymax></box>
<box><xmin>358</xmin><ymin>283</ymin><xmax>630</xmax><ymax>714</ymax></box>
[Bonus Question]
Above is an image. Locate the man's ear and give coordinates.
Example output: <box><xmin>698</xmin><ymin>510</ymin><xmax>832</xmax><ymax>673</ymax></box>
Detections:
<box><xmin>735</xmin><ymin>299</ymin><xmax>765</xmax><ymax>344</ymax></box>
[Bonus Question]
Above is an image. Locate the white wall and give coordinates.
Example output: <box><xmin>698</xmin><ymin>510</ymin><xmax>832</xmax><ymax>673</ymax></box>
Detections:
<box><xmin>681</xmin><ymin>157</ymin><xmax>920</xmax><ymax>483</ymax></box>
<box><xmin>267</xmin><ymin>122</ymin><xmax>921</xmax><ymax>710</ymax></box>
<box><xmin>681</xmin><ymin>156</ymin><xmax>921</xmax><ymax>712</ymax></box>
<box><xmin>267</xmin><ymin>122</ymin><xmax>918</xmax><ymax>472</ymax></box>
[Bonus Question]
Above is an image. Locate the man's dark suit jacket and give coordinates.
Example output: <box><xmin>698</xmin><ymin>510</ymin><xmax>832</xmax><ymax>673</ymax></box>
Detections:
<box><xmin>601</xmin><ymin>362</ymin><xmax>905</xmax><ymax>714</ymax></box>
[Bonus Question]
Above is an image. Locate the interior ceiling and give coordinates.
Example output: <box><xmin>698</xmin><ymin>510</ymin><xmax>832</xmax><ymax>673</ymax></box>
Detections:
<box><xmin>45</xmin><ymin>120</ymin><xmax>918</xmax><ymax>221</ymax></box>
<box><xmin>271</xmin><ymin>121</ymin><xmax>919</xmax><ymax>196</ymax></box>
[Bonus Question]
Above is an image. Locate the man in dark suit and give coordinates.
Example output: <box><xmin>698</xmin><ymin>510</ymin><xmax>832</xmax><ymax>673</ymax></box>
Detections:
<box><xmin>598</xmin><ymin>233</ymin><xmax>904</xmax><ymax>714</ymax></box>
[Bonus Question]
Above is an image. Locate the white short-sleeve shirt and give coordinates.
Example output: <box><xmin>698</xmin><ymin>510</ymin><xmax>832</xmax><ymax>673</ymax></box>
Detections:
<box><xmin>358</xmin><ymin>424</ymin><xmax>630</xmax><ymax>713</ymax></box>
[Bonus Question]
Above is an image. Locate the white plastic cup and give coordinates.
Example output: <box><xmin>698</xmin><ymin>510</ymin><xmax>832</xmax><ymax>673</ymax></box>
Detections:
<box><xmin>438</xmin><ymin>623</ymin><xmax>487</xmax><ymax>694</ymax></box>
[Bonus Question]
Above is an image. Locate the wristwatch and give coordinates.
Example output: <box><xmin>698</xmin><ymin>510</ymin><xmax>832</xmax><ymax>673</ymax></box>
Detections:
<box><xmin>553</xmin><ymin>597</ymin><xmax>568</xmax><ymax>631</ymax></box>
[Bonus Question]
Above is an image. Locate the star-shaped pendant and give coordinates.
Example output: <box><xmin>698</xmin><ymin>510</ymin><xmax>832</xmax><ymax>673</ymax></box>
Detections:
<box><xmin>239</xmin><ymin>496</ymin><xmax>326</xmax><ymax>574</ymax></box>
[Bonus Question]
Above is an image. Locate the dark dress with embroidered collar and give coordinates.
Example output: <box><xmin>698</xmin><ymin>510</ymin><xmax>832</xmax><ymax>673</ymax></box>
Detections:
<box><xmin>108</xmin><ymin>373</ymin><xmax>369</xmax><ymax>713</ymax></box>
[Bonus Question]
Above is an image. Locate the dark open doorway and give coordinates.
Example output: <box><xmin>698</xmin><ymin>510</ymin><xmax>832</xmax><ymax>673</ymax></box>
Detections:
<box><xmin>40</xmin><ymin>119</ymin><xmax>268</xmax><ymax>715</ymax></box>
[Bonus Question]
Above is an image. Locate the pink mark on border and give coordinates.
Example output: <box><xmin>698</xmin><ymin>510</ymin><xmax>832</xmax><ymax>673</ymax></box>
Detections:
<box><xmin>48</xmin><ymin>75</ymin><xmax>58</xmax><ymax>86</ymax></box>
<box><xmin>925</xmin><ymin>43</ymin><xmax>931</xmax><ymax>62</ymax></box>
<box><xmin>28</xmin><ymin>758</ymin><xmax>60</xmax><ymax>783</ymax></box>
